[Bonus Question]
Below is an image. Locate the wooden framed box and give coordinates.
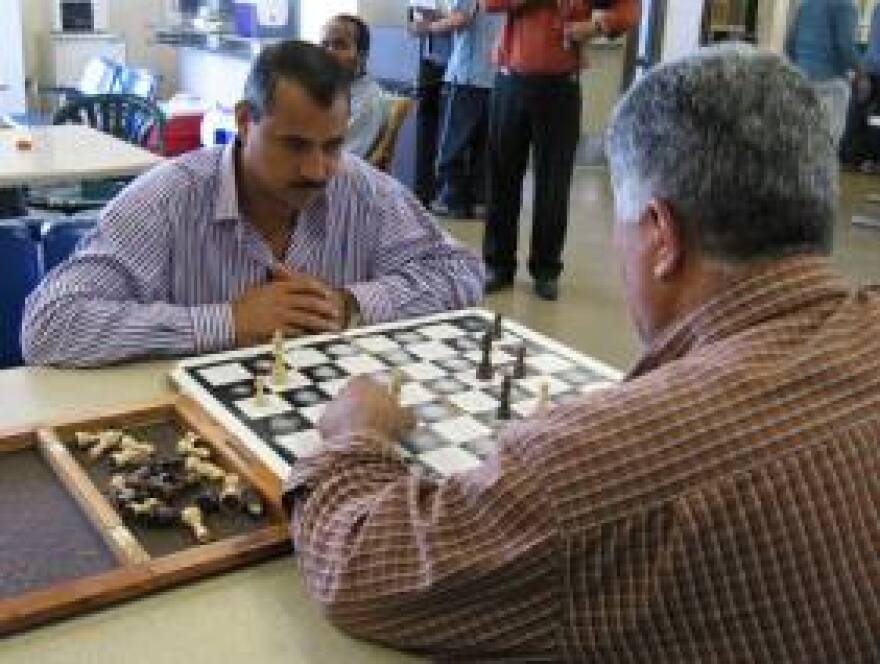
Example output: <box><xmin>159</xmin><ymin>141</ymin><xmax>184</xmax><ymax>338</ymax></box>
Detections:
<box><xmin>0</xmin><ymin>397</ymin><xmax>291</xmax><ymax>636</ymax></box>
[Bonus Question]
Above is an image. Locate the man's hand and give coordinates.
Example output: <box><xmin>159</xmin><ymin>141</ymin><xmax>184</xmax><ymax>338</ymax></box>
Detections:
<box><xmin>232</xmin><ymin>265</ymin><xmax>345</xmax><ymax>346</ymax></box>
<box><xmin>319</xmin><ymin>377</ymin><xmax>417</xmax><ymax>443</ymax></box>
<box><xmin>564</xmin><ymin>13</ymin><xmax>604</xmax><ymax>44</ymax></box>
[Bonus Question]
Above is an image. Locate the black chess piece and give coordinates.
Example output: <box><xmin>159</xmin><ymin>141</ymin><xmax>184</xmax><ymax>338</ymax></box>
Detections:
<box><xmin>513</xmin><ymin>344</ymin><xmax>527</xmax><ymax>379</ymax></box>
<box><xmin>493</xmin><ymin>313</ymin><xmax>503</xmax><ymax>340</ymax></box>
<box><xmin>476</xmin><ymin>329</ymin><xmax>493</xmax><ymax>380</ymax></box>
<box><xmin>497</xmin><ymin>374</ymin><xmax>512</xmax><ymax>420</ymax></box>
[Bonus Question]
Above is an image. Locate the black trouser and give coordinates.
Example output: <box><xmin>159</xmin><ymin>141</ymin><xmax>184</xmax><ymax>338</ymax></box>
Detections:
<box><xmin>483</xmin><ymin>71</ymin><xmax>581</xmax><ymax>281</ymax></box>
<box><xmin>435</xmin><ymin>83</ymin><xmax>491</xmax><ymax>211</ymax></box>
<box><xmin>841</xmin><ymin>74</ymin><xmax>880</xmax><ymax>166</ymax></box>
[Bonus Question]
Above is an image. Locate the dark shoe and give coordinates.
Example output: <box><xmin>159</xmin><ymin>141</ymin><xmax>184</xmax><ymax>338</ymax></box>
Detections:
<box><xmin>485</xmin><ymin>270</ymin><xmax>514</xmax><ymax>294</ymax></box>
<box><xmin>534</xmin><ymin>278</ymin><xmax>559</xmax><ymax>301</ymax></box>
<box><xmin>430</xmin><ymin>200</ymin><xmax>472</xmax><ymax>219</ymax></box>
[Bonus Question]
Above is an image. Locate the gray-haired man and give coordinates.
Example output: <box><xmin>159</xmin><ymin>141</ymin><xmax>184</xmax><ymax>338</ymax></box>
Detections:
<box><xmin>285</xmin><ymin>45</ymin><xmax>880</xmax><ymax>661</ymax></box>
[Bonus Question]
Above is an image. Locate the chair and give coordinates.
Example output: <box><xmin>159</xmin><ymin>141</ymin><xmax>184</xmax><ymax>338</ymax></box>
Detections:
<box><xmin>0</xmin><ymin>221</ymin><xmax>43</xmax><ymax>368</ymax></box>
<box><xmin>42</xmin><ymin>219</ymin><xmax>97</xmax><ymax>273</ymax></box>
<box><xmin>113</xmin><ymin>67</ymin><xmax>160</xmax><ymax>102</ymax></box>
<box><xmin>36</xmin><ymin>57</ymin><xmax>122</xmax><ymax>120</ymax></box>
<box><xmin>52</xmin><ymin>93</ymin><xmax>166</xmax><ymax>154</ymax></box>
<box><xmin>368</xmin><ymin>97</ymin><xmax>416</xmax><ymax>172</ymax></box>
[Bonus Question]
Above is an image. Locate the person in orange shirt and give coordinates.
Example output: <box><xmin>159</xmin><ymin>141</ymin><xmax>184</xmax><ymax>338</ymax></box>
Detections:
<box><xmin>482</xmin><ymin>0</ymin><xmax>639</xmax><ymax>300</ymax></box>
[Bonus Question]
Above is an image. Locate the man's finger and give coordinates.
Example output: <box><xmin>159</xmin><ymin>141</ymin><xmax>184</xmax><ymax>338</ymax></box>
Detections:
<box><xmin>280</xmin><ymin>292</ymin><xmax>341</xmax><ymax>322</ymax></box>
<box><xmin>284</xmin><ymin>309</ymin><xmax>343</xmax><ymax>333</ymax></box>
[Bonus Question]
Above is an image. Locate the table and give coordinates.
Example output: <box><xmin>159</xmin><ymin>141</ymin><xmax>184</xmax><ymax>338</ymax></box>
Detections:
<box><xmin>0</xmin><ymin>124</ymin><xmax>163</xmax><ymax>188</ymax></box>
<box><xmin>0</xmin><ymin>362</ymin><xmax>419</xmax><ymax>664</ymax></box>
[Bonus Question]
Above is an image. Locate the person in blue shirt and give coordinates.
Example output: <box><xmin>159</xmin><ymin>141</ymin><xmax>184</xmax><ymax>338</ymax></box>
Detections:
<box><xmin>412</xmin><ymin>1</ymin><xmax>502</xmax><ymax>219</ymax></box>
<box><xmin>841</xmin><ymin>3</ymin><xmax>880</xmax><ymax>169</ymax></box>
<box><xmin>785</xmin><ymin>0</ymin><xmax>861</xmax><ymax>147</ymax></box>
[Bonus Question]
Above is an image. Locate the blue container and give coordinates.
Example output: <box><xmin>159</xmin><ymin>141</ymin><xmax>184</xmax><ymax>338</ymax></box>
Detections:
<box><xmin>233</xmin><ymin>1</ymin><xmax>297</xmax><ymax>39</ymax></box>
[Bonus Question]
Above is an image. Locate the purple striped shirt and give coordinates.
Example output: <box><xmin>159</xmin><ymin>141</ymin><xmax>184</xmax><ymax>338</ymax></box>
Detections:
<box><xmin>21</xmin><ymin>145</ymin><xmax>484</xmax><ymax>367</ymax></box>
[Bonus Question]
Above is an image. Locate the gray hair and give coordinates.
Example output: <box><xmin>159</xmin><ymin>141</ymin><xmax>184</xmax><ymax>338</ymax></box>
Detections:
<box><xmin>606</xmin><ymin>44</ymin><xmax>836</xmax><ymax>261</ymax></box>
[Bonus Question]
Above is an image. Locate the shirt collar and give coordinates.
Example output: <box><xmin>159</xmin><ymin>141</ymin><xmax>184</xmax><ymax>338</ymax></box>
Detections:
<box><xmin>628</xmin><ymin>255</ymin><xmax>851</xmax><ymax>379</ymax></box>
<box><xmin>212</xmin><ymin>140</ymin><xmax>243</xmax><ymax>224</ymax></box>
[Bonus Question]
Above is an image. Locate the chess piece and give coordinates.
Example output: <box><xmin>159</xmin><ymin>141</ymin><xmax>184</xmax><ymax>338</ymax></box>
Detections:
<box><xmin>180</xmin><ymin>506</ymin><xmax>211</xmax><ymax>543</ymax></box>
<box><xmin>476</xmin><ymin>330</ymin><xmax>493</xmax><ymax>380</ymax></box>
<box><xmin>535</xmin><ymin>381</ymin><xmax>551</xmax><ymax>414</ymax></box>
<box><xmin>389</xmin><ymin>369</ymin><xmax>404</xmax><ymax>402</ymax></box>
<box><xmin>185</xmin><ymin>455</ymin><xmax>226</xmax><ymax>482</ymax></box>
<box><xmin>195</xmin><ymin>488</ymin><xmax>221</xmax><ymax>514</ymax></box>
<box><xmin>497</xmin><ymin>374</ymin><xmax>512</xmax><ymax>420</ymax></box>
<box><xmin>128</xmin><ymin>497</ymin><xmax>162</xmax><ymax>519</ymax></box>
<box><xmin>254</xmin><ymin>375</ymin><xmax>268</xmax><ymax>407</ymax></box>
<box><xmin>118</xmin><ymin>436</ymin><xmax>155</xmax><ymax>455</ymax></box>
<box><xmin>513</xmin><ymin>344</ymin><xmax>527</xmax><ymax>379</ymax></box>
<box><xmin>241</xmin><ymin>488</ymin><xmax>264</xmax><ymax>517</ymax></box>
<box><xmin>272</xmin><ymin>329</ymin><xmax>288</xmax><ymax>386</ymax></box>
<box><xmin>220</xmin><ymin>473</ymin><xmax>243</xmax><ymax>509</ymax></box>
<box><xmin>74</xmin><ymin>431</ymin><xmax>100</xmax><ymax>449</ymax></box>
<box><xmin>493</xmin><ymin>313</ymin><xmax>503</xmax><ymax>340</ymax></box>
<box><xmin>111</xmin><ymin>447</ymin><xmax>153</xmax><ymax>468</ymax></box>
<box><xmin>177</xmin><ymin>431</ymin><xmax>211</xmax><ymax>459</ymax></box>
<box><xmin>88</xmin><ymin>429</ymin><xmax>123</xmax><ymax>459</ymax></box>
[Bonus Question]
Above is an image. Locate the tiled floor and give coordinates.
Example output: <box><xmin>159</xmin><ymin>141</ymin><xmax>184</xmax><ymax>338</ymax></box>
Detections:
<box><xmin>443</xmin><ymin>168</ymin><xmax>880</xmax><ymax>372</ymax></box>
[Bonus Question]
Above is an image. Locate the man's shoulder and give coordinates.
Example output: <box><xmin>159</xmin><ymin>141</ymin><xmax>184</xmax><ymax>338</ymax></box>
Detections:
<box><xmin>332</xmin><ymin>153</ymin><xmax>409</xmax><ymax>202</ymax></box>
<box><xmin>132</xmin><ymin>146</ymin><xmax>223</xmax><ymax>197</ymax></box>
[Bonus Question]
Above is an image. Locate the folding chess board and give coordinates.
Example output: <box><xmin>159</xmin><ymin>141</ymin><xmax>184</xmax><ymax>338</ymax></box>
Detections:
<box><xmin>171</xmin><ymin>309</ymin><xmax>623</xmax><ymax>479</ymax></box>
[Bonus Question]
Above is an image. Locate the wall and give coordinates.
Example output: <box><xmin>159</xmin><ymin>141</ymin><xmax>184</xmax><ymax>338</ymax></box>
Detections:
<box><xmin>21</xmin><ymin>0</ymin><xmax>179</xmax><ymax>97</ymax></box>
<box><xmin>0</xmin><ymin>0</ymin><xmax>26</xmax><ymax>114</ymax></box>
<box><xmin>661</xmin><ymin>0</ymin><xmax>704</xmax><ymax>61</ymax></box>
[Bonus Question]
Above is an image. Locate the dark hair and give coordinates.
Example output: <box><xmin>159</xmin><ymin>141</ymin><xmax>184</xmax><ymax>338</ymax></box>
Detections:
<box><xmin>334</xmin><ymin>14</ymin><xmax>371</xmax><ymax>57</ymax></box>
<box><xmin>242</xmin><ymin>40</ymin><xmax>352</xmax><ymax>120</ymax></box>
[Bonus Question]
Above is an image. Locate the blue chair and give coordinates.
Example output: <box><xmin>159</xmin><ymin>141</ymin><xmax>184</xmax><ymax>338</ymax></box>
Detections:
<box><xmin>0</xmin><ymin>221</ymin><xmax>43</xmax><ymax>368</ymax></box>
<box><xmin>42</xmin><ymin>219</ymin><xmax>97</xmax><ymax>273</ymax></box>
<box><xmin>113</xmin><ymin>67</ymin><xmax>160</xmax><ymax>101</ymax></box>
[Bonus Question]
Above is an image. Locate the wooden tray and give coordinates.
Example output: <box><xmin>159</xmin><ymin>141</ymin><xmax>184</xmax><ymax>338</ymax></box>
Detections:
<box><xmin>0</xmin><ymin>397</ymin><xmax>291</xmax><ymax>636</ymax></box>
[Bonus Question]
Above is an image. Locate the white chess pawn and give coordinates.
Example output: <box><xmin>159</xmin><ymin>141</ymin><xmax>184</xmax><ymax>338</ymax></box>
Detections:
<box><xmin>180</xmin><ymin>506</ymin><xmax>210</xmax><ymax>543</ymax></box>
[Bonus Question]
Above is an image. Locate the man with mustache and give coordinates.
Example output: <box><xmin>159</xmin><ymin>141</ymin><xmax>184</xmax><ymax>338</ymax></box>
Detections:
<box><xmin>22</xmin><ymin>40</ymin><xmax>484</xmax><ymax>367</ymax></box>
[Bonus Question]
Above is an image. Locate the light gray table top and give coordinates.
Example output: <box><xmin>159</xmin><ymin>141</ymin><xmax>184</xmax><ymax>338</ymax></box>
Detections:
<box><xmin>0</xmin><ymin>124</ymin><xmax>163</xmax><ymax>187</ymax></box>
<box><xmin>0</xmin><ymin>361</ymin><xmax>419</xmax><ymax>664</ymax></box>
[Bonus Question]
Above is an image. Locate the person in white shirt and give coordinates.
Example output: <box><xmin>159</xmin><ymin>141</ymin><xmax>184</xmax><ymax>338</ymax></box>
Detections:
<box><xmin>320</xmin><ymin>14</ymin><xmax>399</xmax><ymax>159</ymax></box>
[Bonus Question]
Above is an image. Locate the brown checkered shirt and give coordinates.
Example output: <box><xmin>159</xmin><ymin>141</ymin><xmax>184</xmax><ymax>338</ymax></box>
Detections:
<box><xmin>285</xmin><ymin>256</ymin><xmax>880</xmax><ymax>662</ymax></box>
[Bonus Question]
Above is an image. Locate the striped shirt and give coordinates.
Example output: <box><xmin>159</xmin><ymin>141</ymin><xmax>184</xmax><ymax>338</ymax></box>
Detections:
<box><xmin>21</xmin><ymin>144</ymin><xmax>484</xmax><ymax>367</ymax></box>
<box><xmin>286</xmin><ymin>256</ymin><xmax>880</xmax><ymax>662</ymax></box>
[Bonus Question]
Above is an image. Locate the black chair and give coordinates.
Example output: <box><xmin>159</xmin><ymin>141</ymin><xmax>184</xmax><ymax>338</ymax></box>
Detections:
<box><xmin>52</xmin><ymin>93</ymin><xmax>166</xmax><ymax>154</ymax></box>
<box><xmin>0</xmin><ymin>220</ymin><xmax>42</xmax><ymax>367</ymax></box>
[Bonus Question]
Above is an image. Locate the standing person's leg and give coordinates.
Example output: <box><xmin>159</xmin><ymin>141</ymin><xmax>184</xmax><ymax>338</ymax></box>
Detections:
<box><xmin>435</xmin><ymin>85</ymin><xmax>485</xmax><ymax>217</ymax></box>
<box><xmin>527</xmin><ymin>77</ymin><xmax>581</xmax><ymax>300</ymax></box>
<box><xmin>483</xmin><ymin>73</ymin><xmax>532</xmax><ymax>288</ymax></box>
<box><xmin>470</xmin><ymin>86</ymin><xmax>492</xmax><ymax>214</ymax></box>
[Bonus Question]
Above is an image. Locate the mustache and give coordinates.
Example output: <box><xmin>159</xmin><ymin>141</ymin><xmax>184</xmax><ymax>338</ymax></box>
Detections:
<box><xmin>293</xmin><ymin>179</ymin><xmax>327</xmax><ymax>190</ymax></box>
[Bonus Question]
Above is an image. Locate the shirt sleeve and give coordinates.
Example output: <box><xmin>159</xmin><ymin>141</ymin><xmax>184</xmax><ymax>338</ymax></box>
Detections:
<box><xmin>285</xmin><ymin>422</ymin><xmax>561</xmax><ymax>657</ymax></box>
<box><xmin>20</xmin><ymin>167</ymin><xmax>235</xmax><ymax>368</ymax></box>
<box><xmin>345</xmin><ymin>174</ymin><xmax>485</xmax><ymax>323</ymax></box>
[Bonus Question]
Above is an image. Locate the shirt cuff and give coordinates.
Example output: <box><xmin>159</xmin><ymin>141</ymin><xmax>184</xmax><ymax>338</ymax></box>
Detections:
<box><xmin>190</xmin><ymin>303</ymin><xmax>235</xmax><ymax>353</ymax></box>
<box><xmin>345</xmin><ymin>280</ymin><xmax>395</xmax><ymax>324</ymax></box>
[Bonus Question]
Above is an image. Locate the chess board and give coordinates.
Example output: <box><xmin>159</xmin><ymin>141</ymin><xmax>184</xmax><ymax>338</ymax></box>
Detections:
<box><xmin>171</xmin><ymin>309</ymin><xmax>623</xmax><ymax>479</ymax></box>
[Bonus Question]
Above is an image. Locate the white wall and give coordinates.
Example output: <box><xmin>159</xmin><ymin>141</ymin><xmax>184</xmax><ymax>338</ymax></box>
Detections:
<box><xmin>661</xmin><ymin>0</ymin><xmax>705</xmax><ymax>62</ymax></box>
<box><xmin>0</xmin><ymin>0</ymin><xmax>27</xmax><ymax>114</ymax></box>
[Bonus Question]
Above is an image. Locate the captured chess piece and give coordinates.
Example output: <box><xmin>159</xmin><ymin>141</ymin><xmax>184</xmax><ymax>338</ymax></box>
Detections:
<box><xmin>220</xmin><ymin>473</ymin><xmax>243</xmax><ymax>509</ymax></box>
<box><xmin>493</xmin><ymin>313</ymin><xmax>503</xmax><ymax>340</ymax></box>
<box><xmin>513</xmin><ymin>344</ymin><xmax>527</xmax><ymax>379</ymax></box>
<box><xmin>476</xmin><ymin>329</ymin><xmax>493</xmax><ymax>380</ymax></box>
<box><xmin>497</xmin><ymin>374</ymin><xmax>512</xmax><ymax>420</ymax></box>
<box><xmin>185</xmin><ymin>455</ymin><xmax>226</xmax><ymax>482</ymax></box>
<box><xmin>111</xmin><ymin>447</ymin><xmax>154</xmax><ymax>468</ymax></box>
<box><xmin>177</xmin><ymin>431</ymin><xmax>211</xmax><ymax>459</ymax></box>
<box><xmin>74</xmin><ymin>431</ymin><xmax>100</xmax><ymax>449</ymax></box>
<box><xmin>180</xmin><ymin>505</ymin><xmax>211</xmax><ymax>543</ymax></box>
<box><xmin>272</xmin><ymin>329</ymin><xmax>288</xmax><ymax>386</ymax></box>
<box><xmin>88</xmin><ymin>430</ymin><xmax>124</xmax><ymax>459</ymax></box>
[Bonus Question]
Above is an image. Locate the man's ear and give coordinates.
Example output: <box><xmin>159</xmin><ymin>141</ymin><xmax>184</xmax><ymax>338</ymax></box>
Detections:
<box><xmin>643</xmin><ymin>198</ymin><xmax>686</xmax><ymax>281</ymax></box>
<box><xmin>234</xmin><ymin>102</ymin><xmax>253</xmax><ymax>144</ymax></box>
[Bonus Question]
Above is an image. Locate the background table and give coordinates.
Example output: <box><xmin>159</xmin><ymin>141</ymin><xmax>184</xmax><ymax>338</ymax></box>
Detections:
<box><xmin>0</xmin><ymin>361</ymin><xmax>420</xmax><ymax>664</ymax></box>
<box><xmin>0</xmin><ymin>124</ymin><xmax>163</xmax><ymax>188</ymax></box>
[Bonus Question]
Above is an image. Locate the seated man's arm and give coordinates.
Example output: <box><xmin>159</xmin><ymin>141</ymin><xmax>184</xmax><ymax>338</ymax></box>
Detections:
<box><xmin>345</xmin><ymin>178</ymin><xmax>485</xmax><ymax>323</ymax></box>
<box><xmin>21</xmin><ymin>169</ymin><xmax>232</xmax><ymax>367</ymax></box>
<box><xmin>288</xmin><ymin>385</ymin><xmax>560</xmax><ymax>656</ymax></box>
